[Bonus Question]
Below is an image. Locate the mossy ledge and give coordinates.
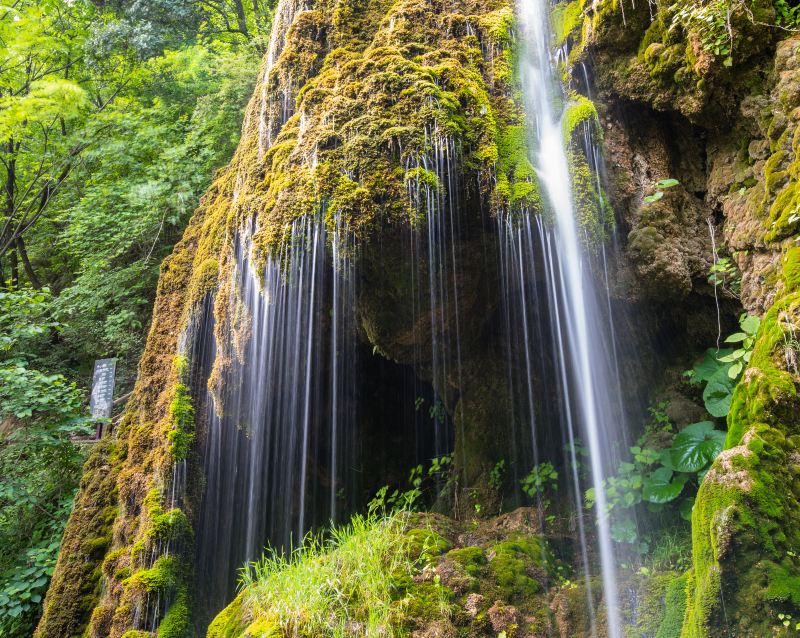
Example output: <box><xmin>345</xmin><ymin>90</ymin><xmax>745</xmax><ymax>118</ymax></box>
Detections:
<box><xmin>207</xmin><ymin>508</ymin><xmax>685</xmax><ymax>638</ymax></box>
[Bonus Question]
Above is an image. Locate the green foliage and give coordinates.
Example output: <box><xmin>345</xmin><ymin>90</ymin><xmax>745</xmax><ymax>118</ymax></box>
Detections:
<box><xmin>774</xmin><ymin>0</ymin><xmax>800</xmax><ymax>27</ymax></box>
<box><xmin>368</xmin><ymin>456</ymin><xmax>453</xmax><ymax>515</ymax></box>
<box><xmin>718</xmin><ymin>313</ymin><xmax>761</xmax><ymax>378</ymax></box>
<box><xmin>671</xmin><ymin>1</ymin><xmax>733</xmax><ymax>63</ymax></box>
<box><xmin>585</xmin><ymin>401</ymin><xmax>727</xmax><ymax>548</ymax></box>
<box><xmin>684</xmin><ymin>313</ymin><xmax>761</xmax><ymax>417</ymax></box>
<box><xmin>708</xmin><ymin>256</ymin><xmax>742</xmax><ymax>297</ymax></box>
<box><xmin>0</xmin><ymin>287</ymin><xmax>91</xmax><ymax>636</ymax></box>
<box><xmin>670</xmin><ymin>422</ymin><xmax>726</xmax><ymax>473</ymax></box>
<box><xmin>644</xmin><ymin>178</ymin><xmax>680</xmax><ymax>204</ymax></box>
<box><xmin>489</xmin><ymin>459</ymin><xmax>506</xmax><ymax>491</ymax></box>
<box><xmin>520</xmin><ymin>462</ymin><xmax>558</xmax><ymax>499</ymax></box>
<box><xmin>0</xmin><ymin>0</ymin><xmax>263</xmax><ymax>385</ymax></box>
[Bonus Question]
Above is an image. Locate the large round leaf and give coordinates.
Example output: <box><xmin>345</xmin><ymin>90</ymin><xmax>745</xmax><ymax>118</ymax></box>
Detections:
<box><xmin>703</xmin><ymin>367</ymin><xmax>735</xmax><ymax>417</ymax></box>
<box><xmin>692</xmin><ymin>348</ymin><xmax>733</xmax><ymax>383</ymax></box>
<box><xmin>642</xmin><ymin>467</ymin><xmax>687</xmax><ymax>504</ymax></box>
<box><xmin>670</xmin><ymin>421</ymin><xmax>726</xmax><ymax>472</ymax></box>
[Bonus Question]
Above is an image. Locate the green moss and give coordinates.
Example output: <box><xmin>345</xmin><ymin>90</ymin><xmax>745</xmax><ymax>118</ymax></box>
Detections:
<box><xmin>401</xmin><ymin>581</ymin><xmax>454</xmax><ymax>623</ymax></box>
<box><xmin>120</xmin><ymin>632</ymin><xmax>153</xmax><ymax>638</ymax></box>
<box><xmin>242</xmin><ymin>619</ymin><xmax>280</xmax><ymax>637</ymax></box>
<box><xmin>168</xmin><ymin>356</ymin><xmax>195</xmax><ymax>462</ymax></box>
<box><xmin>475</xmin><ymin>6</ymin><xmax>514</xmax><ymax>46</ymax></box>
<box><xmin>494</xmin><ymin>123</ymin><xmax>542</xmax><ymax>212</ymax></box>
<box><xmin>157</xmin><ymin>589</ymin><xmax>191</xmax><ymax>638</ymax></box>
<box><xmin>206</xmin><ymin>593</ymin><xmax>250</xmax><ymax>638</ymax></box>
<box><xmin>149</xmin><ymin>508</ymin><xmax>190</xmax><ymax>543</ymax></box>
<box><xmin>405</xmin><ymin>528</ymin><xmax>453</xmax><ymax>564</ymax></box>
<box><xmin>82</xmin><ymin>535</ymin><xmax>111</xmax><ymax>558</ymax></box>
<box><xmin>568</xmin><ymin>149</ymin><xmax>612</xmax><ymax>251</ymax></box>
<box><xmin>656</xmin><ymin>572</ymin><xmax>687</xmax><ymax>638</ymax></box>
<box><xmin>563</xmin><ymin>94</ymin><xmax>600</xmax><ymax>144</ymax></box>
<box><xmin>765</xmin><ymin>561</ymin><xmax>800</xmax><ymax>606</ymax></box>
<box><xmin>487</xmin><ymin>536</ymin><xmax>547</xmax><ymax>600</ymax></box>
<box><xmin>445</xmin><ymin>546</ymin><xmax>486</xmax><ymax>576</ymax></box>
<box><xmin>125</xmin><ymin>556</ymin><xmax>178</xmax><ymax>594</ymax></box>
<box><xmin>552</xmin><ymin>1</ymin><xmax>583</xmax><ymax>47</ymax></box>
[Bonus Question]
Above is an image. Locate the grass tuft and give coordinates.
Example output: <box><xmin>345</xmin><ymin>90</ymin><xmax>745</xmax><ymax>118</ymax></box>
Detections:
<box><xmin>236</xmin><ymin>512</ymin><xmax>447</xmax><ymax>637</ymax></box>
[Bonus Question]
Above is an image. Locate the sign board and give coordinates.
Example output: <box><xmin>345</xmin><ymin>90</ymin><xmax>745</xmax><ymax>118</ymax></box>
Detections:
<box><xmin>90</xmin><ymin>358</ymin><xmax>117</xmax><ymax>419</ymax></box>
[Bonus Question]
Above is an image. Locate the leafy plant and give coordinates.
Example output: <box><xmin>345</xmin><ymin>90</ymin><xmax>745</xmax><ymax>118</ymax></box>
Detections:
<box><xmin>684</xmin><ymin>313</ymin><xmax>760</xmax><ymax>417</ymax></box>
<box><xmin>774</xmin><ymin>0</ymin><xmax>800</xmax><ymax>27</ymax></box>
<box><xmin>489</xmin><ymin>459</ymin><xmax>506</xmax><ymax>491</ymax></box>
<box><xmin>670</xmin><ymin>422</ymin><xmax>726</xmax><ymax>473</ymax></box>
<box><xmin>671</xmin><ymin>1</ymin><xmax>733</xmax><ymax>64</ymax></box>
<box><xmin>368</xmin><ymin>455</ymin><xmax>453</xmax><ymax>515</ymax></box>
<box><xmin>428</xmin><ymin>400</ymin><xmax>447</xmax><ymax>426</ymax></box>
<box><xmin>644</xmin><ymin>178</ymin><xmax>680</xmax><ymax>204</ymax></box>
<box><xmin>520</xmin><ymin>462</ymin><xmax>558</xmax><ymax>499</ymax></box>
<box><xmin>708</xmin><ymin>256</ymin><xmax>742</xmax><ymax>297</ymax></box>
<box><xmin>777</xmin><ymin>612</ymin><xmax>800</xmax><ymax>631</ymax></box>
<box><xmin>717</xmin><ymin>313</ymin><xmax>760</xmax><ymax>378</ymax></box>
<box><xmin>586</xmin><ymin>405</ymin><xmax>726</xmax><ymax>547</ymax></box>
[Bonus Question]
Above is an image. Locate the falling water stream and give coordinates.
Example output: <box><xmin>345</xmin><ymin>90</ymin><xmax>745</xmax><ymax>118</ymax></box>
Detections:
<box><xmin>515</xmin><ymin>0</ymin><xmax>623</xmax><ymax>634</ymax></box>
<box><xmin>191</xmin><ymin>218</ymin><xmax>358</xmax><ymax>628</ymax></box>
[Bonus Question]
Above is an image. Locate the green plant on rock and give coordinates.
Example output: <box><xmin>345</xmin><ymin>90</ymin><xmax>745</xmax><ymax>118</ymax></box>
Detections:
<box><xmin>520</xmin><ymin>462</ymin><xmax>558</xmax><ymax>499</ymax></box>
<box><xmin>586</xmin><ymin>403</ymin><xmax>727</xmax><ymax>548</ymax></box>
<box><xmin>684</xmin><ymin>312</ymin><xmax>761</xmax><ymax>416</ymax></box>
<box><xmin>670</xmin><ymin>1</ymin><xmax>733</xmax><ymax>64</ymax></box>
<box><xmin>718</xmin><ymin>313</ymin><xmax>761</xmax><ymax>378</ymax></box>
<box><xmin>708</xmin><ymin>255</ymin><xmax>742</xmax><ymax>298</ymax></box>
<box><xmin>644</xmin><ymin>178</ymin><xmax>680</xmax><ymax>204</ymax></box>
<box><xmin>489</xmin><ymin>459</ymin><xmax>506</xmax><ymax>491</ymax></box>
<box><xmin>776</xmin><ymin>612</ymin><xmax>800</xmax><ymax>631</ymax></box>
<box><xmin>228</xmin><ymin>513</ymin><xmax>449</xmax><ymax>637</ymax></box>
<box><xmin>368</xmin><ymin>455</ymin><xmax>453</xmax><ymax>515</ymax></box>
<box><xmin>774</xmin><ymin>0</ymin><xmax>800</xmax><ymax>27</ymax></box>
<box><xmin>520</xmin><ymin>463</ymin><xmax>559</xmax><ymax>522</ymax></box>
<box><xmin>167</xmin><ymin>356</ymin><xmax>195</xmax><ymax>461</ymax></box>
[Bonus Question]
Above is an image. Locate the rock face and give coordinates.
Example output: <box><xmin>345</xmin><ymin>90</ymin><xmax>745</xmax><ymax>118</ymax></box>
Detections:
<box><xmin>563</xmin><ymin>1</ymin><xmax>800</xmax><ymax>635</ymax></box>
<box><xmin>35</xmin><ymin>0</ymin><xmax>800</xmax><ymax>637</ymax></box>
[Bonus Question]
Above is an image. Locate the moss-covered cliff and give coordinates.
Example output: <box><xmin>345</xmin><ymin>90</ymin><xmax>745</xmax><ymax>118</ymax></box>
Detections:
<box><xmin>559</xmin><ymin>1</ymin><xmax>800</xmax><ymax>634</ymax></box>
<box><xmin>34</xmin><ymin>0</ymin><xmax>554</xmax><ymax>634</ymax></box>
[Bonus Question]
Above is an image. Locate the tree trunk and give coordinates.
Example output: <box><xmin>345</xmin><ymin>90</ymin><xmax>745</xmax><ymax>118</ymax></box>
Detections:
<box><xmin>16</xmin><ymin>236</ymin><xmax>41</xmax><ymax>288</ymax></box>
<box><xmin>234</xmin><ymin>0</ymin><xmax>250</xmax><ymax>38</ymax></box>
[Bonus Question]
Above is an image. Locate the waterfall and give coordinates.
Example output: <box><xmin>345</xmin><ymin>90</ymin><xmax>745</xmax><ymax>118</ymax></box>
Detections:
<box><xmin>512</xmin><ymin>0</ymin><xmax>625</xmax><ymax>634</ymax></box>
<box><xmin>191</xmin><ymin>217</ymin><xmax>358</xmax><ymax>627</ymax></box>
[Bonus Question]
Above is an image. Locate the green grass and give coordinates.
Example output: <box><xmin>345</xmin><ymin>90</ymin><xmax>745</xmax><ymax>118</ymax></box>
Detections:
<box><xmin>234</xmin><ymin>512</ymin><xmax>449</xmax><ymax>637</ymax></box>
<box><xmin>648</xmin><ymin>526</ymin><xmax>692</xmax><ymax>573</ymax></box>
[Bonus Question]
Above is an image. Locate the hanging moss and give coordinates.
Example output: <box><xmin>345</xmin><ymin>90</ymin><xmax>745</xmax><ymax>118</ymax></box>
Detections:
<box><xmin>157</xmin><ymin>589</ymin><xmax>191</xmax><ymax>638</ymax></box>
<box><xmin>562</xmin><ymin>94</ymin><xmax>600</xmax><ymax>144</ymax></box>
<box><xmin>167</xmin><ymin>357</ymin><xmax>195</xmax><ymax>462</ymax></box>
<box><xmin>125</xmin><ymin>556</ymin><xmax>179</xmax><ymax>595</ymax></box>
<box><xmin>552</xmin><ymin>0</ymin><xmax>582</xmax><ymax>48</ymax></box>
